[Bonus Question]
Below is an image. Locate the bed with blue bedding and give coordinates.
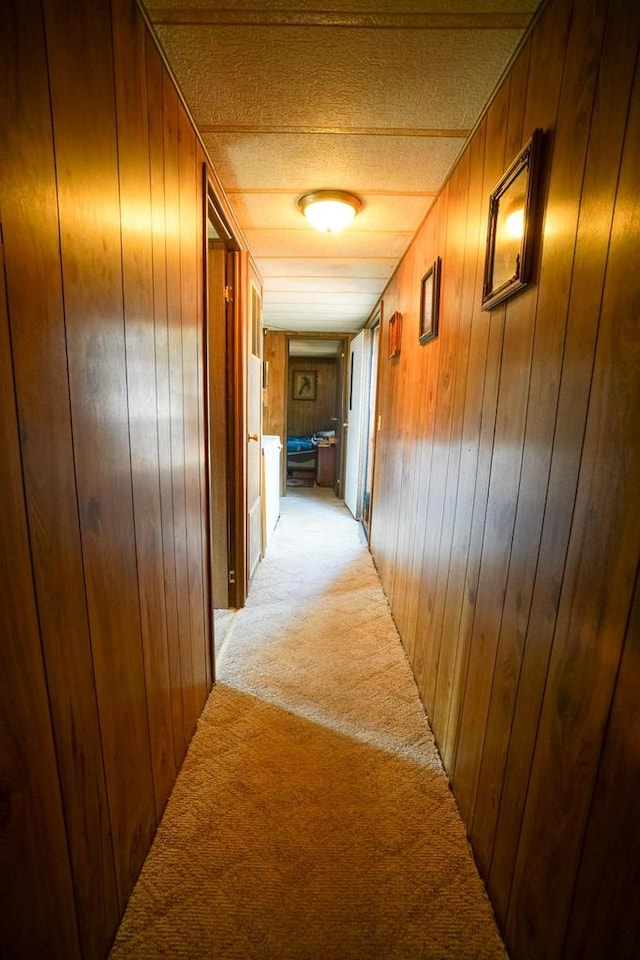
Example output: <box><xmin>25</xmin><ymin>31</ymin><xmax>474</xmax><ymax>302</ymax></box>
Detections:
<box><xmin>286</xmin><ymin>435</ymin><xmax>317</xmax><ymax>484</ymax></box>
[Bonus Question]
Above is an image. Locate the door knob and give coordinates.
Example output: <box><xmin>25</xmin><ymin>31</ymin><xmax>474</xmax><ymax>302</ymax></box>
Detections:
<box><xmin>248</xmin><ymin>433</ymin><xmax>259</xmax><ymax>442</ymax></box>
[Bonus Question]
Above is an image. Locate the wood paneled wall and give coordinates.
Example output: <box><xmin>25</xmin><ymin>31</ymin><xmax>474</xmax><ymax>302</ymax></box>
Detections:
<box><xmin>288</xmin><ymin>357</ymin><xmax>338</xmax><ymax>437</ymax></box>
<box><xmin>1</xmin><ymin>0</ymin><xmax>213</xmax><ymax>955</ymax></box>
<box><xmin>263</xmin><ymin>331</ymin><xmax>287</xmax><ymax>444</ymax></box>
<box><xmin>370</xmin><ymin>0</ymin><xmax>640</xmax><ymax>957</ymax></box>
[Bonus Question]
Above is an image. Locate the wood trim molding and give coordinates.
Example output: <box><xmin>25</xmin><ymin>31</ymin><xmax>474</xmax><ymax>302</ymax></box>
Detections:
<box><xmin>199</xmin><ymin>124</ymin><xmax>471</xmax><ymax>138</ymax></box>
<box><xmin>149</xmin><ymin>10</ymin><xmax>532</xmax><ymax>30</ymax></box>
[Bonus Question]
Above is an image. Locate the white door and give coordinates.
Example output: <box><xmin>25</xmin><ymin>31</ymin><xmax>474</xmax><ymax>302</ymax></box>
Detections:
<box><xmin>247</xmin><ymin>282</ymin><xmax>262</xmax><ymax>584</ymax></box>
<box><xmin>344</xmin><ymin>330</ymin><xmax>368</xmax><ymax>518</ymax></box>
<box><xmin>362</xmin><ymin>321</ymin><xmax>380</xmax><ymax>538</ymax></box>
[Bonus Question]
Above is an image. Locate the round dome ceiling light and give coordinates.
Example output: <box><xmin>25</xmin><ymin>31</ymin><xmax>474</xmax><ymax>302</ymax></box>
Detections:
<box><xmin>297</xmin><ymin>190</ymin><xmax>363</xmax><ymax>234</ymax></box>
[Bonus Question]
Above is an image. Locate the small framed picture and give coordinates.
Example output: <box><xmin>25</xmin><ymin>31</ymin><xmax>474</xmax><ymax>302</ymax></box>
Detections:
<box><xmin>419</xmin><ymin>257</ymin><xmax>442</xmax><ymax>344</ymax></box>
<box><xmin>292</xmin><ymin>370</ymin><xmax>316</xmax><ymax>400</ymax></box>
<box><xmin>482</xmin><ymin>129</ymin><xmax>542</xmax><ymax>311</ymax></box>
<box><xmin>388</xmin><ymin>311</ymin><xmax>402</xmax><ymax>359</ymax></box>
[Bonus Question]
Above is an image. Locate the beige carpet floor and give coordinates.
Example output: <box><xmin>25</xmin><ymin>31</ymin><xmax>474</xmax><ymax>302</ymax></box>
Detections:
<box><xmin>110</xmin><ymin>486</ymin><xmax>507</xmax><ymax>960</ymax></box>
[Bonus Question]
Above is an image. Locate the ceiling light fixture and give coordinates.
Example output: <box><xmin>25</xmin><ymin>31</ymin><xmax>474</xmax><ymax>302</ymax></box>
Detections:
<box><xmin>297</xmin><ymin>190</ymin><xmax>363</xmax><ymax>234</ymax></box>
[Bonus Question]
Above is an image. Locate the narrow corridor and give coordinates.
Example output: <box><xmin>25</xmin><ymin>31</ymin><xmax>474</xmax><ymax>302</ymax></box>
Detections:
<box><xmin>110</xmin><ymin>487</ymin><xmax>506</xmax><ymax>959</ymax></box>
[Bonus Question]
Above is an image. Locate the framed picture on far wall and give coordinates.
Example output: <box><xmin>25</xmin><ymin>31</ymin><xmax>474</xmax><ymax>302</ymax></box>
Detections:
<box><xmin>292</xmin><ymin>370</ymin><xmax>316</xmax><ymax>400</ymax></box>
<box><xmin>419</xmin><ymin>257</ymin><xmax>441</xmax><ymax>344</ymax></box>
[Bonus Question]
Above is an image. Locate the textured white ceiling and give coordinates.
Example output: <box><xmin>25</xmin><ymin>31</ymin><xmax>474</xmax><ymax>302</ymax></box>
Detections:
<box><xmin>144</xmin><ymin>0</ymin><xmax>540</xmax><ymax>332</ymax></box>
<box><xmin>201</xmin><ymin>133</ymin><xmax>462</xmax><ymax>194</ymax></box>
<box><xmin>155</xmin><ymin>27</ymin><xmax>523</xmax><ymax>129</ymax></box>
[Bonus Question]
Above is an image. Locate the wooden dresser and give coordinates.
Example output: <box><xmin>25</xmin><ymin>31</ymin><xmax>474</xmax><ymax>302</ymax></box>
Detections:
<box><xmin>316</xmin><ymin>443</ymin><xmax>335</xmax><ymax>487</ymax></box>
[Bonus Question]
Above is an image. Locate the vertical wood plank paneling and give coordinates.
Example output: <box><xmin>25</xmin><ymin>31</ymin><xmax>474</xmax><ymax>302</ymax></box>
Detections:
<box><xmin>563</xmin><ymin>571</ymin><xmax>640</xmax><ymax>959</ymax></box>
<box><xmin>371</xmin><ymin>1</ymin><xmax>639</xmax><ymax>956</ymax></box>
<box><xmin>392</xmin><ymin>195</ymin><xmax>436</xmax><ymax>658</ymax></box>
<box><xmin>489</xmin><ymin>0</ymin><xmax>640</xmax><ymax>924</ymax></box>
<box><xmin>443</xmin><ymin>57</ymin><xmax>529</xmax><ymax>782</ymax></box>
<box><xmin>369</xmin><ymin>292</ymin><xmax>406</xmax><ymax>590</ymax></box>
<box><xmin>472</xmin><ymin>0</ymin><xmax>610</xmax><ymax>880</ymax></box>
<box><xmin>502</xmin><ymin>37</ymin><xmax>531</xmax><ymax>166</ymax></box>
<box><xmin>2</xmin><ymin>1</ymin><xmax>119</xmax><ymax>955</ymax></box>
<box><xmin>414</xmin><ymin>158</ymin><xmax>469</xmax><ymax>714</ymax></box>
<box><xmin>385</xmin><ymin>234</ymin><xmax>428</xmax><ymax>635</ymax></box>
<box><xmin>441</xmin><ymin>78</ymin><xmax>510</xmax><ymax>773</ymax></box>
<box><xmin>377</xmin><ymin>299</ymin><xmax>414</xmax><ymax>596</ymax></box>
<box><xmin>263</xmin><ymin>331</ymin><xmax>287</xmax><ymax>443</ymax></box>
<box><xmin>388</xmin><ymin>238</ymin><xmax>430</xmax><ymax>648</ymax></box>
<box><xmin>3</xmin><ymin>0</ymin><xmax>217</xmax><ymax>950</ymax></box>
<box><xmin>146</xmin><ymin>34</ymin><xmax>185</xmax><ymax>767</ymax></box>
<box><xmin>368</xmin><ymin>331</ymin><xmax>391</xmax><ymax>576</ymax></box>
<box><xmin>430</xmin><ymin>117</ymin><xmax>488</xmax><ymax>750</ymax></box>
<box><xmin>163</xmin><ymin>72</ymin><xmax>197</xmax><ymax>747</ymax></box>
<box><xmin>42</xmin><ymin>0</ymin><xmax>156</xmax><ymax>908</ymax></box>
<box><xmin>414</xmin><ymin>160</ymin><xmax>471</xmax><ymax>708</ymax></box>
<box><xmin>392</xmin><ymin>231</ymin><xmax>438</xmax><ymax>657</ymax></box>
<box><xmin>452</xmin><ymin>0</ymin><xmax>571</xmax><ymax>827</ymax></box>
<box><xmin>394</xmin><ymin>226</ymin><xmax>438</xmax><ymax>664</ymax></box>
<box><xmin>505</xmin><ymin>48</ymin><xmax>640</xmax><ymax>958</ymax></box>
<box><xmin>367</xmin><ymin>291</ymin><xmax>396</xmax><ymax>591</ymax></box>
<box><xmin>0</xmin><ymin>193</ymin><xmax>81</xmax><ymax>960</ymax></box>
<box><xmin>112</xmin><ymin>0</ymin><xmax>177</xmax><ymax>822</ymax></box>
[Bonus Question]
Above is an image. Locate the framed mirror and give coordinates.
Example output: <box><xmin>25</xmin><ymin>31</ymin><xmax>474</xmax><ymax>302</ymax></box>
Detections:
<box><xmin>482</xmin><ymin>129</ymin><xmax>542</xmax><ymax>311</ymax></box>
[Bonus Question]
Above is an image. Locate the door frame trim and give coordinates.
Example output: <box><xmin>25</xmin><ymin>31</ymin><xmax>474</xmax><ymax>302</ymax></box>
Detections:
<box><xmin>204</xmin><ymin>170</ymin><xmax>246</xmax><ymax>610</ymax></box>
<box><xmin>283</xmin><ymin>332</ymin><xmax>353</xmax><ymax>497</ymax></box>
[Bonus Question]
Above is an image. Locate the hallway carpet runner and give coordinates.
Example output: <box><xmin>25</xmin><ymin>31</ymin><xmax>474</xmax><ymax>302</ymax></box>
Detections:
<box><xmin>110</xmin><ymin>486</ymin><xmax>507</xmax><ymax>959</ymax></box>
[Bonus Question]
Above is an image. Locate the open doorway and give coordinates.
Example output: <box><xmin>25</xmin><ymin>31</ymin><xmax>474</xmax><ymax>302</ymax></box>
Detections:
<box><xmin>204</xmin><ymin>175</ymin><xmax>244</xmax><ymax>619</ymax></box>
<box><xmin>285</xmin><ymin>337</ymin><xmax>347</xmax><ymax>494</ymax></box>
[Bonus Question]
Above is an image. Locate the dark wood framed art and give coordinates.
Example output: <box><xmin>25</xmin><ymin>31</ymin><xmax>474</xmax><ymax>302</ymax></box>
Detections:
<box><xmin>419</xmin><ymin>257</ymin><xmax>441</xmax><ymax>344</ymax></box>
<box><xmin>292</xmin><ymin>370</ymin><xmax>316</xmax><ymax>400</ymax></box>
<box><xmin>482</xmin><ymin>129</ymin><xmax>542</xmax><ymax>311</ymax></box>
<box><xmin>388</xmin><ymin>311</ymin><xmax>402</xmax><ymax>359</ymax></box>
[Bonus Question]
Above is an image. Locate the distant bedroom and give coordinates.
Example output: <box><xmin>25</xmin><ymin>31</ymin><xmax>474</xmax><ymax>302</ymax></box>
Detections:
<box><xmin>286</xmin><ymin>338</ymin><xmax>343</xmax><ymax>490</ymax></box>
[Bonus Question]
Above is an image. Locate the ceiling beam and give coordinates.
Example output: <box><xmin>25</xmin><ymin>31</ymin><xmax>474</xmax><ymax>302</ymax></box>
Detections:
<box><xmin>199</xmin><ymin>124</ymin><xmax>471</xmax><ymax>138</ymax></box>
<box><xmin>226</xmin><ymin>188</ymin><xmax>437</xmax><ymax>197</ymax></box>
<box><xmin>149</xmin><ymin>10</ymin><xmax>532</xmax><ymax>30</ymax></box>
